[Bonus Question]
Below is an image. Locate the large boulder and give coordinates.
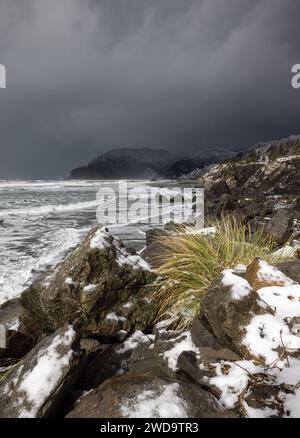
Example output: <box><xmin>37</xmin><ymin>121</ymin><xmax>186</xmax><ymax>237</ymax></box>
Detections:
<box><xmin>200</xmin><ymin>270</ymin><xmax>271</xmax><ymax>358</ymax></box>
<box><xmin>21</xmin><ymin>227</ymin><xmax>156</xmax><ymax>340</ymax></box>
<box><xmin>66</xmin><ymin>373</ymin><xmax>224</xmax><ymax>418</ymax></box>
<box><xmin>201</xmin><ymin>264</ymin><xmax>300</xmax><ymax>366</ymax></box>
<box><xmin>0</xmin><ymin>324</ymin><xmax>83</xmax><ymax>418</ymax></box>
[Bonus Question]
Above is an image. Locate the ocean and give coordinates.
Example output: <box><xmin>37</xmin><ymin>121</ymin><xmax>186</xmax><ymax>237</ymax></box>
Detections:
<box><xmin>0</xmin><ymin>180</ymin><xmax>159</xmax><ymax>305</ymax></box>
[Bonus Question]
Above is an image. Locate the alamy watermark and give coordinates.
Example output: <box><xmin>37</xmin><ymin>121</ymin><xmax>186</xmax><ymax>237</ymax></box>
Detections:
<box><xmin>0</xmin><ymin>64</ymin><xmax>6</xmax><ymax>88</ymax></box>
<box><xmin>95</xmin><ymin>181</ymin><xmax>204</xmax><ymax>227</ymax></box>
<box><xmin>291</xmin><ymin>64</ymin><xmax>300</xmax><ymax>89</ymax></box>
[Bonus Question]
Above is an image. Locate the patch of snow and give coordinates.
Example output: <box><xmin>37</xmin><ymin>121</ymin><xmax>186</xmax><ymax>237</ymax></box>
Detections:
<box><xmin>242</xmin><ymin>314</ymin><xmax>300</xmax><ymax>365</ymax></box>
<box><xmin>273</xmin><ymin>358</ymin><xmax>300</xmax><ymax>385</ymax></box>
<box><xmin>258</xmin><ymin>285</ymin><xmax>300</xmax><ymax>319</ymax></box>
<box><xmin>106</xmin><ymin>312</ymin><xmax>126</xmax><ymax>323</ymax></box>
<box><xmin>162</xmin><ymin>331</ymin><xmax>200</xmax><ymax>371</ymax></box>
<box><xmin>221</xmin><ymin>270</ymin><xmax>252</xmax><ymax>300</ymax></box>
<box><xmin>83</xmin><ymin>284</ymin><xmax>98</xmax><ymax>292</ymax></box>
<box><xmin>121</xmin><ymin>383</ymin><xmax>188</xmax><ymax>418</ymax></box>
<box><xmin>90</xmin><ymin>228</ymin><xmax>150</xmax><ymax>270</ymax></box>
<box><xmin>122</xmin><ymin>301</ymin><xmax>133</xmax><ymax>309</ymax></box>
<box><xmin>243</xmin><ymin>402</ymin><xmax>278</xmax><ymax>418</ymax></box>
<box><xmin>116</xmin><ymin>250</ymin><xmax>151</xmax><ymax>271</ymax></box>
<box><xmin>65</xmin><ymin>277</ymin><xmax>74</xmax><ymax>285</ymax></box>
<box><xmin>6</xmin><ymin>317</ymin><xmax>20</xmax><ymax>331</ymax></box>
<box><xmin>116</xmin><ymin>330</ymin><xmax>153</xmax><ymax>354</ymax></box>
<box><xmin>188</xmin><ymin>226</ymin><xmax>216</xmax><ymax>236</ymax></box>
<box><xmin>283</xmin><ymin>387</ymin><xmax>300</xmax><ymax>417</ymax></box>
<box><xmin>90</xmin><ymin>228</ymin><xmax>110</xmax><ymax>250</ymax></box>
<box><xmin>233</xmin><ymin>264</ymin><xmax>247</xmax><ymax>273</ymax></box>
<box><xmin>274</xmin><ymin>242</ymin><xmax>300</xmax><ymax>258</ymax></box>
<box><xmin>154</xmin><ymin>318</ymin><xmax>176</xmax><ymax>332</ymax></box>
<box><xmin>206</xmin><ymin>361</ymin><xmax>261</xmax><ymax>410</ymax></box>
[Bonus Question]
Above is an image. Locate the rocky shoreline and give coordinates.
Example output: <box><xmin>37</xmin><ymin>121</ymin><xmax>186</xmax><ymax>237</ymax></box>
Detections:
<box><xmin>2</xmin><ymin>137</ymin><xmax>300</xmax><ymax>418</ymax></box>
<box><xmin>1</xmin><ymin>222</ymin><xmax>300</xmax><ymax>418</ymax></box>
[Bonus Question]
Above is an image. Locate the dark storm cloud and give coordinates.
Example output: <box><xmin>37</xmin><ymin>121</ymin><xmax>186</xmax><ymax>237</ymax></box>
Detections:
<box><xmin>0</xmin><ymin>0</ymin><xmax>299</xmax><ymax>178</ymax></box>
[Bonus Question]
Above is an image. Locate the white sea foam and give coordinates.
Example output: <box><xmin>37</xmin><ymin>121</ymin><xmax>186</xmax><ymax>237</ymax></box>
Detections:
<box><xmin>0</xmin><ymin>200</ymin><xmax>100</xmax><ymax>218</ymax></box>
<box><xmin>0</xmin><ymin>227</ymin><xmax>83</xmax><ymax>305</ymax></box>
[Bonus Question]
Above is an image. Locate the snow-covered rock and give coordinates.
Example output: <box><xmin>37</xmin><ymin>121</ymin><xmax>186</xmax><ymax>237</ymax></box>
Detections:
<box><xmin>200</xmin><ymin>270</ymin><xmax>272</xmax><ymax>357</ymax></box>
<box><xmin>21</xmin><ymin>227</ymin><xmax>156</xmax><ymax>340</ymax></box>
<box><xmin>198</xmin><ymin>258</ymin><xmax>300</xmax><ymax>417</ymax></box>
<box><xmin>0</xmin><ymin>324</ymin><xmax>83</xmax><ymax>418</ymax></box>
<box><xmin>246</xmin><ymin>258</ymin><xmax>295</xmax><ymax>290</ymax></box>
<box><xmin>66</xmin><ymin>374</ymin><xmax>225</xmax><ymax>418</ymax></box>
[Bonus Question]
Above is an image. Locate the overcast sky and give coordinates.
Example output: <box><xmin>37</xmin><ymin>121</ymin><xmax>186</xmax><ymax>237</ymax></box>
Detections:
<box><xmin>0</xmin><ymin>0</ymin><xmax>299</xmax><ymax>178</ymax></box>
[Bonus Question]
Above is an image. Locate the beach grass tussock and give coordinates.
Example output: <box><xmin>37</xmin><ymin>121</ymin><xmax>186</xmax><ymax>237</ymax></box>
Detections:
<box><xmin>153</xmin><ymin>215</ymin><xmax>282</xmax><ymax>329</ymax></box>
